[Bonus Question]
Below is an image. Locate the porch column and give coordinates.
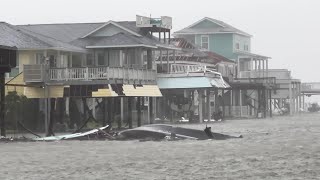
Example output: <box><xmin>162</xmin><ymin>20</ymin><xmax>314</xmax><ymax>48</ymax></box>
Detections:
<box><xmin>44</xmin><ymin>85</ymin><xmax>50</xmax><ymax>135</ymax></box>
<box><xmin>296</xmin><ymin>83</ymin><xmax>299</xmax><ymax>113</ymax></box>
<box><xmin>65</xmin><ymin>98</ymin><xmax>70</xmax><ymax>116</ymax></box>
<box><xmin>263</xmin><ymin>59</ymin><xmax>266</xmax><ymax>78</ymax></box>
<box><xmin>149</xmin><ymin>97</ymin><xmax>154</xmax><ymax>124</ymax></box>
<box><xmin>266</xmin><ymin>59</ymin><xmax>269</xmax><ymax>78</ymax></box>
<box><xmin>302</xmin><ymin>94</ymin><xmax>305</xmax><ymax>111</ymax></box>
<box><xmin>173</xmin><ymin>50</ymin><xmax>176</xmax><ymax>64</ymax></box>
<box><xmin>258</xmin><ymin>59</ymin><xmax>261</xmax><ymax>77</ymax></box>
<box><xmin>198</xmin><ymin>89</ymin><xmax>204</xmax><ymax>123</ymax></box>
<box><xmin>269</xmin><ymin>89</ymin><xmax>272</xmax><ymax>117</ymax></box>
<box><xmin>120</xmin><ymin>97</ymin><xmax>124</xmax><ymax>128</ymax></box>
<box><xmin>254</xmin><ymin>59</ymin><xmax>257</xmax><ymax>71</ymax></box>
<box><xmin>108</xmin><ymin>98</ymin><xmax>113</xmax><ymax>126</ymax></box>
<box><xmin>222</xmin><ymin>89</ymin><xmax>225</xmax><ymax>118</ymax></box>
<box><xmin>102</xmin><ymin>98</ymin><xmax>107</xmax><ymax>126</ymax></box>
<box><xmin>69</xmin><ymin>52</ymin><xmax>73</xmax><ymax>67</ymax></box>
<box><xmin>57</xmin><ymin>50</ymin><xmax>61</xmax><ymax>68</ymax></box>
<box><xmin>147</xmin><ymin>49</ymin><xmax>153</xmax><ymax>70</ymax></box>
<box><xmin>167</xmin><ymin>50</ymin><xmax>170</xmax><ymax>73</ymax></box>
<box><xmin>298</xmin><ymin>83</ymin><xmax>302</xmax><ymax>113</ymax></box>
<box><xmin>92</xmin><ymin>98</ymin><xmax>96</xmax><ymax>119</ymax></box>
<box><xmin>128</xmin><ymin>97</ymin><xmax>133</xmax><ymax>129</ymax></box>
<box><xmin>159</xmin><ymin>50</ymin><xmax>163</xmax><ymax>71</ymax></box>
<box><xmin>229</xmin><ymin>90</ymin><xmax>233</xmax><ymax>117</ymax></box>
<box><xmin>206</xmin><ymin>88</ymin><xmax>211</xmax><ymax>121</ymax></box>
<box><xmin>137</xmin><ymin>97</ymin><xmax>141</xmax><ymax>127</ymax></box>
<box><xmin>289</xmin><ymin>81</ymin><xmax>293</xmax><ymax>115</ymax></box>
<box><xmin>237</xmin><ymin>58</ymin><xmax>240</xmax><ymax>78</ymax></box>
<box><xmin>239</xmin><ymin>89</ymin><xmax>243</xmax><ymax>117</ymax></box>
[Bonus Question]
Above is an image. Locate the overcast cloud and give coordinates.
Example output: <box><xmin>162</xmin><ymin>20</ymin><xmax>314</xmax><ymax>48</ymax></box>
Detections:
<box><xmin>1</xmin><ymin>0</ymin><xmax>320</xmax><ymax>82</ymax></box>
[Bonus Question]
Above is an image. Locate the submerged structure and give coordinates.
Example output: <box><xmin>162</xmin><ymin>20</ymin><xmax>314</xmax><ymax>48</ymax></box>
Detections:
<box><xmin>1</xmin><ymin>15</ymin><xmax>303</xmax><ymax>136</ymax></box>
<box><xmin>119</xmin><ymin>124</ymin><xmax>242</xmax><ymax>140</ymax></box>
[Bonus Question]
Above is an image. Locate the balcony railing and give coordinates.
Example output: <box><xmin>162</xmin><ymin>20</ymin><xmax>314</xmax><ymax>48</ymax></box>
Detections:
<box><xmin>302</xmin><ymin>83</ymin><xmax>320</xmax><ymax>92</ymax></box>
<box><xmin>170</xmin><ymin>64</ymin><xmax>209</xmax><ymax>74</ymax></box>
<box><xmin>239</xmin><ymin>70</ymin><xmax>266</xmax><ymax>78</ymax></box>
<box><xmin>24</xmin><ymin>65</ymin><xmax>156</xmax><ymax>83</ymax></box>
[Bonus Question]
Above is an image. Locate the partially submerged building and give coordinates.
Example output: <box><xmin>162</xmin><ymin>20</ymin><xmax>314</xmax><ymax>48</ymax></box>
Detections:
<box><xmin>1</xmin><ymin>15</ymin><xmax>303</xmax><ymax>135</ymax></box>
<box><xmin>2</xmin><ymin>15</ymin><xmax>176</xmax><ymax>134</ymax></box>
<box><xmin>173</xmin><ymin>17</ymin><xmax>277</xmax><ymax>119</ymax></box>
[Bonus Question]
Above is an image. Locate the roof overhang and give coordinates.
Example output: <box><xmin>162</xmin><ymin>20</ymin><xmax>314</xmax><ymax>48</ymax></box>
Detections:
<box><xmin>86</xmin><ymin>44</ymin><xmax>158</xmax><ymax>49</ymax></box>
<box><xmin>173</xmin><ymin>32</ymin><xmax>252</xmax><ymax>38</ymax></box>
<box><xmin>236</xmin><ymin>51</ymin><xmax>270</xmax><ymax>59</ymax></box>
<box><xmin>0</xmin><ymin>45</ymin><xmax>17</xmax><ymax>50</ymax></box>
<box><xmin>18</xmin><ymin>47</ymin><xmax>87</xmax><ymax>53</ymax></box>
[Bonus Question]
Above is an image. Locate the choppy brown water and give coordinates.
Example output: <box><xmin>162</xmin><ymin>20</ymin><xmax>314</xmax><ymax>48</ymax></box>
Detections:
<box><xmin>1</xmin><ymin>114</ymin><xmax>320</xmax><ymax>180</ymax></box>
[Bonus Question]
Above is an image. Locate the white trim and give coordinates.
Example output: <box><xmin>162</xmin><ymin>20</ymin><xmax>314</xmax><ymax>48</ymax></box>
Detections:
<box><xmin>81</xmin><ymin>21</ymin><xmax>142</xmax><ymax>38</ymax></box>
<box><xmin>184</xmin><ymin>17</ymin><xmax>226</xmax><ymax>30</ymax></box>
<box><xmin>200</xmin><ymin>35</ymin><xmax>210</xmax><ymax>50</ymax></box>
<box><xmin>86</xmin><ymin>44</ymin><xmax>157</xmax><ymax>49</ymax></box>
<box><xmin>173</xmin><ymin>31</ymin><xmax>252</xmax><ymax>37</ymax></box>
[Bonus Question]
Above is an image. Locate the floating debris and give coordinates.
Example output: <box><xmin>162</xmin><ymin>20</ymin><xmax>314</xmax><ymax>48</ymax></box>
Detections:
<box><xmin>117</xmin><ymin>124</ymin><xmax>242</xmax><ymax>141</ymax></box>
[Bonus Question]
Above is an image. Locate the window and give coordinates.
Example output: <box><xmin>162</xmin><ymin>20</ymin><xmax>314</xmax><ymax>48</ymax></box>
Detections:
<box><xmin>49</xmin><ymin>55</ymin><xmax>56</xmax><ymax>67</ymax></box>
<box><xmin>35</xmin><ymin>53</ymin><xmax>44</xmax><ymax>64</ymax></box>
<box><xmin>97</xmin><ymin>51</ymin><xmax>106</xmax><ymax>66</ymax></box>
<box><xmin>86</xmin><ymin>54</ymin><xmax>94</xmax><ymax>66</ymax></box>
<box><xmin>201</xmin><ymin>35</ymin><xmax>209</xmax><ymax>50</ymax></box>
<box><xmin>244</xmin><ymin>45</ymin><xmax>249</xmax><ymax>51</ymax></box>
<box><xmin>235</xmin><ymin>43</ymin><xmax>240</xmax><ymax>50</ymax></box>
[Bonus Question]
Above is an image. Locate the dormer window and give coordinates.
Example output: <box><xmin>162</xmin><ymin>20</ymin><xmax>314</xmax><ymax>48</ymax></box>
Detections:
<box><xmin>201</xmin><ymin>35</ymin><xmax>209</xmax><ymax>50</ymax></box>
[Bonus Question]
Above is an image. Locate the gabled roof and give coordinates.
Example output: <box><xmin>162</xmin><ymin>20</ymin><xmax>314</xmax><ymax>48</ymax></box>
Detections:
<box><xmin>81</xmin><ymin>21</ymin><xmax>142</xmax><ymax>38</ymax></box>
<box><xmin>0</xmin><ymin>22</ymin><xmax>86</xmax><ymax>52</ymax></box>
<box><xmin>72</xmin><ymin>33</ymin><xmax>157</xmax><ymax>49</ymax></box>
<box><xmin>174</xmin><ymin>17</ymin><xmax>252</xmax><ymax>37</ymax></box>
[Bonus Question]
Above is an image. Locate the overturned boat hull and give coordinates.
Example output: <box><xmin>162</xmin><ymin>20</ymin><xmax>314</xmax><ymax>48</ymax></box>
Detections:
<box><xmin>118</xmin><ymin>124</ymin><xmax>242</xmax><ymax>140</ymax></box>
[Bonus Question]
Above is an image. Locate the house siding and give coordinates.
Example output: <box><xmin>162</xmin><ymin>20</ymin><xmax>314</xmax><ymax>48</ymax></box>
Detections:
<box><xmin>234</xmin><ymin>34</ymin><xmax>251</xmax><ymax>52</ymax></box>
<box><xmin>193</xmin><ymin>34</ymin><xmax>234</xmax><ymax>59</ymax></box>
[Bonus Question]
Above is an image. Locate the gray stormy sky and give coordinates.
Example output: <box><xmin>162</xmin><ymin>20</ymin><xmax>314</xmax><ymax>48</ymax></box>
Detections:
<box><xmin>1</xmin><ymin>0</ymin><xmax>320</xmax><ymax>82</ymax></box>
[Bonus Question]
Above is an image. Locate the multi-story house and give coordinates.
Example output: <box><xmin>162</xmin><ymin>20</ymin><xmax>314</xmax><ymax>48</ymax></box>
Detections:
<box><xmin>2</xmin><ymin>15</ymin><xmax>175</xmax><ymax>135</ymax></box>
<box><xmin>156</xmin><ymin>37</ymin><xmax>234</xmax><ymax>123</ymax></box>
<box><xmin>173</xmin><ymin>17</ymin><xmax>276</xmax><ymax>118</ymax></box>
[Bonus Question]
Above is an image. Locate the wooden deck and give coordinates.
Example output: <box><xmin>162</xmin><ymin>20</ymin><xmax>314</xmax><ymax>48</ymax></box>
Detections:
<box><xmin>24</xmin><ymin>65</ymin><xmax>157</xmax><ymax>84</ymax></box>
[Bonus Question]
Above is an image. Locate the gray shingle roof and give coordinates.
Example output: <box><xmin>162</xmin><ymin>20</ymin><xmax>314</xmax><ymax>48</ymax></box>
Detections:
<box><xmin>18</xmin><ymin>21</ymin><xmax>141</xmax><ymax>43</ymax></box>
<box><xmin>17</xmin><ymin>21</ymin><xmax>175</xmax><ymax>50</ymax></box>
<box><xmin>0</xmin><ymin>22</ymin><xmax>51</xmax><ymax>49</ymax></box>
<box><xmin>0</xmin><ymin>22</ymin><xmax>86</xmax><ymax>52</ymax></box>
<box><xmin>174</xmin><ymin>17</ymin><xmax>251</xmax><ymax>37</ymax></box>
<box><xmin>18</xmin><ymin>23</ymin><xmax>104</xmax><ymax>43</ymax></box>
<box><xmin>72</xmin><ymin>32</ymin><xmax>161</xmax><ymax>48</ymax></box>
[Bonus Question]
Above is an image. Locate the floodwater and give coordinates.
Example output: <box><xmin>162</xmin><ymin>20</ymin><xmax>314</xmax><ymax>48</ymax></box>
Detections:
<box><xmin>1</xmin><ymin>114</ymin><xmax>320</xmax><ymax>180</ymax></box>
